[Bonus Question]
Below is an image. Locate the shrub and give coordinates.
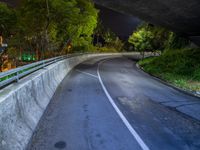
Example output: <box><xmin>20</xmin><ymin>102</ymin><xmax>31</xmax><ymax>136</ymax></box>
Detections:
<box><xmin>139</xmin><ymin>48</ymin><xmax>200</xmax><ymax>91</ymax></box>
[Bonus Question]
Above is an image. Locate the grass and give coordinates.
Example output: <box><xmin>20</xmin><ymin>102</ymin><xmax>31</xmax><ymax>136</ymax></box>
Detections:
<box><xmin>138</xmin><ymin>48</ymin><xmax>200</xmax><ymax>92</ymax></box>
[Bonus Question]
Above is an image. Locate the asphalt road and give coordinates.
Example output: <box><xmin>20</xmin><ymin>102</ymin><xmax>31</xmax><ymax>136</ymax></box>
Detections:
<box><xmin>28</xmin><ymin>56</ymin><xmax>200</xmax><ymax>150</ymax></box>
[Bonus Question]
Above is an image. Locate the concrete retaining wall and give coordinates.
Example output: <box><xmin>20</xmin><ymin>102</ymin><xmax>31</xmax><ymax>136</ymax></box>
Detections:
<box><xmin>0</xmin><ymin>53</ymin><xmax>124</xmax><ymax>150</ymax></box>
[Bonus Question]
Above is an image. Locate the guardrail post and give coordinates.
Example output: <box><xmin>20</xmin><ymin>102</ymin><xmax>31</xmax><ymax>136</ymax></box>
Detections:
<box><xmin>16</xmin><ymin>72</ymin><xmax>19</xmax><ymax>82</ymax></box>
<box><xmin>43</xmin><ymin>60</ymin><xmax>45</xmax><ymax>68</ymax></box>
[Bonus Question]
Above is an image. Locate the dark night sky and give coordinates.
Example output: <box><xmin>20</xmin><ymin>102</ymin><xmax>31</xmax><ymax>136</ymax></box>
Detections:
<box><xmin>96</xmin><ymin>5</ymin><xmax>142</xmax><ymax>39</ymax></box>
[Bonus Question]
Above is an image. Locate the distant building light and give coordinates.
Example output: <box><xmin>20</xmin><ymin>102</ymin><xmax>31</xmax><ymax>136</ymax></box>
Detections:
<box><xmin>0</xmin><ymin>36</ymin><xmax>3</xmax><ymax>46</ymax></box>
<box><xmin>2</xmin><ymin>44</ymin><xmax>8</xmax><ymax>47</ymax></box>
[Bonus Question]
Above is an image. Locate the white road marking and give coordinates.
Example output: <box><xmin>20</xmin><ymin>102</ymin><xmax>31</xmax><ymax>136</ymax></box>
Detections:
<box><xmin>76</xmin><ymin>69</ymin><xmax>98</xmax><ymax>79</ymax></box>
<box><xmin>97</xmin><ymin>60</ymin><xmax>150</xmax><ymax>150</ymax></box>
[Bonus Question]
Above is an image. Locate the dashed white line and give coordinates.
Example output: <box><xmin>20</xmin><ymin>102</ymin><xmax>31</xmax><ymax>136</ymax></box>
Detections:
<box><xmin>76</xmin><ymin>69</ymin><xmax>98</xmax><ymax>79</ymax></box>
<box><xmin>97</xmin><ymin>60</ymin><xmax>150</xmax><ymax>150</ymax></box>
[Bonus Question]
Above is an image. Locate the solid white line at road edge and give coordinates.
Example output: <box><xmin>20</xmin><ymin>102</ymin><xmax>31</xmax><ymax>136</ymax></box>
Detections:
<box><xmin>97</xmin><ymin>60</ymin><xmax>150</xmax><ymax>150</ymax></box>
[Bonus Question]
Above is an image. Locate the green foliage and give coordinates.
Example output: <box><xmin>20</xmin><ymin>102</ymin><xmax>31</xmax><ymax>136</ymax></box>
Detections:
<box><xmin>0</xmin><ymin>2</ymin><xmax>17</xmax><ymax>37</ymax></box>
<box><xmin>128</xmin><ymin>23</ymin><xmax>189</xmax><ymax>53</ymax></box>
<box><xmin>6</xmin><ymin>47</ymin><xmax>19</xmax><ymax>58</ymax></box>
<box><xmin>130</xmin><ymin>22</ymin><xmax>195</xmax><ymax>91</ymax></box>
<box><xmin>149</xmin><ymin>25</ymin><xmax>170</xmax><ymax>51</ymax></box>
<box><xmin>1</xmin><ymin>0</ymin><xmax>98</xmax><ymax>58</ymax></box>
<box><xmin>112</xmin><ymin>37</ymin><xmax>124</xmax><ymax>51</ymax></box>
<box><xmin>68</xmin><ymin>0</ymin><xmax>98</xmax><ymax>51</ymax></box>
<box><xmin>94</xmin><ymin>21</ymin><xmax>124</xmax><ymax>52</ymax></box>
<box><xmin>165</xmin><ymin>32</ymin><xmax>190</xmax><ymax>49</ymax></box>
<box><xmin>139</xmin><ymin>48</ymin><xmax>200</xmax><ymax>91</ymax></box>
<box><xmin>129</xmin><ymin>27</ymin><xmax>154</xmax><ymax>52</ymax></box>
<box><xmin>103</xmin><ymin>29</ymin><xmax>116</xmax><ymax>43</ymax></box>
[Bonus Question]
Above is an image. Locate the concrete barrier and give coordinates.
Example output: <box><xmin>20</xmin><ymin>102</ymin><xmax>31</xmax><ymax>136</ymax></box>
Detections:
<box><xmin>0</xmin><ymin>54</ymin><xmax>108</xmax><ymax>150</ymax></box>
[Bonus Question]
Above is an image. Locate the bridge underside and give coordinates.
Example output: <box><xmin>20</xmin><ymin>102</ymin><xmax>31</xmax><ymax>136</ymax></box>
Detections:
<box><xmin>94</xmin><ymin>0</ymin><xmax>200</xmax><ymax>44</ymax></box>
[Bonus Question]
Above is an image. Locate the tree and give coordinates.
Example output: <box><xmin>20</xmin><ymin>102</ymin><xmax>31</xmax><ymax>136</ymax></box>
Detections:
<box><xmin>149</xmin><ymin>25</ymin><xmax>170</xmax><ymax>51</ymax></box>
<box><xmin>0</xmin><ymin>2</ymin><xmax>17</xmax><ymax>71</ymax></box>
<box><xmin>69</xmin><ymin>0</ymin><xmax>98</xmax><ymax>52</ymax></box>
<box><xmin>129</xmin><ymin>26</ymin><xmax>154</xmax><ymax>57</ymax></box>
<box><xmin>0</xmin><ymin>0</ymin><xmax>98</xmax><ymax>67</ymax></box>
<box><xmin>15</xmin><ymin>0</ymin><xmax>98</xmax><ymax>55</ymax></box>
<box><xmin>94</xmin><ymin>21</ymin><xmax>124</xmax><ymax>51</ymax></box>
<box><xmin>165</xmin><ymin>32</ymin><xmax>190</xmax><ymax>50</ymax></box>
<box><xmin>103</xmin><ymin>29</ymin><xmax>117</xmax><ymax>44</ymax></box>
<box><xmin>0</xmin><ymin>2</ymin><xmax>17</xmax><ymax>38</ymax></box>
<box><xmin>128</xmin><ymin>23</ymin><xmax>173</xmax><ymax>56</ymax></box>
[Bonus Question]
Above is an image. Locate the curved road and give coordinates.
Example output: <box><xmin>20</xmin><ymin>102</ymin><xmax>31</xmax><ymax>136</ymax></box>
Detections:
<box><xmin>28</xmin><ymin>56</ymin><xmax>200</xmax><ymax>150</ymax></box>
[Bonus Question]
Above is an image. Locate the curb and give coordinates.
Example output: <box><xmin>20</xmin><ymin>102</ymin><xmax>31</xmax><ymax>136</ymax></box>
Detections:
<box><xmin>136</xmin><ymin>63</ymin><xmax>200</xmax><ymax>99</ymax></box>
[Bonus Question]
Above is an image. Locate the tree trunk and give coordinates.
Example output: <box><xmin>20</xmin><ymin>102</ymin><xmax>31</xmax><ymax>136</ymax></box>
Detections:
<box><xmin>45</xmin><ymin>0</ymin><xmax>50</xmax><ymax>52</ymax></box>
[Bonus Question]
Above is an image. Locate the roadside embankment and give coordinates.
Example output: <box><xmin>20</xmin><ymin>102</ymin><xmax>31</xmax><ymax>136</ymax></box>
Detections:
<box><xmin>138</xmin><ymin>48</ymin><xmax>200</xmax><ymax>97</ymax></box>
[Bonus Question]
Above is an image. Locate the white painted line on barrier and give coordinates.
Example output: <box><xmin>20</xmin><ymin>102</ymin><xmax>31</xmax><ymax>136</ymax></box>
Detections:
<box><xmin>76</xmin><ymin>69</ymin><xmax>98</xmax><ymax>79</ymax></box>
<box><xmin>97</xmin><ymin>60</ymin><xmax>150</xmax><ymax>150</ymax></box>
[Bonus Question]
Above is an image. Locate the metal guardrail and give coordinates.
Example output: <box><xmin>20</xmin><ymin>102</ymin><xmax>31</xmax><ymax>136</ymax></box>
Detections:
<box><xmin>0</xmin><ymin>54</ymin><xmax>82</xmax><ymax>88</ymax></box>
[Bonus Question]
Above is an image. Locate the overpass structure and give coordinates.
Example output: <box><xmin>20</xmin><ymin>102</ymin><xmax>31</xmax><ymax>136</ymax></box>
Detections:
<box><xmin>94</xmin><ymin>0</ymin><xmax>200</xmax><ymax>44</ymax></box>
